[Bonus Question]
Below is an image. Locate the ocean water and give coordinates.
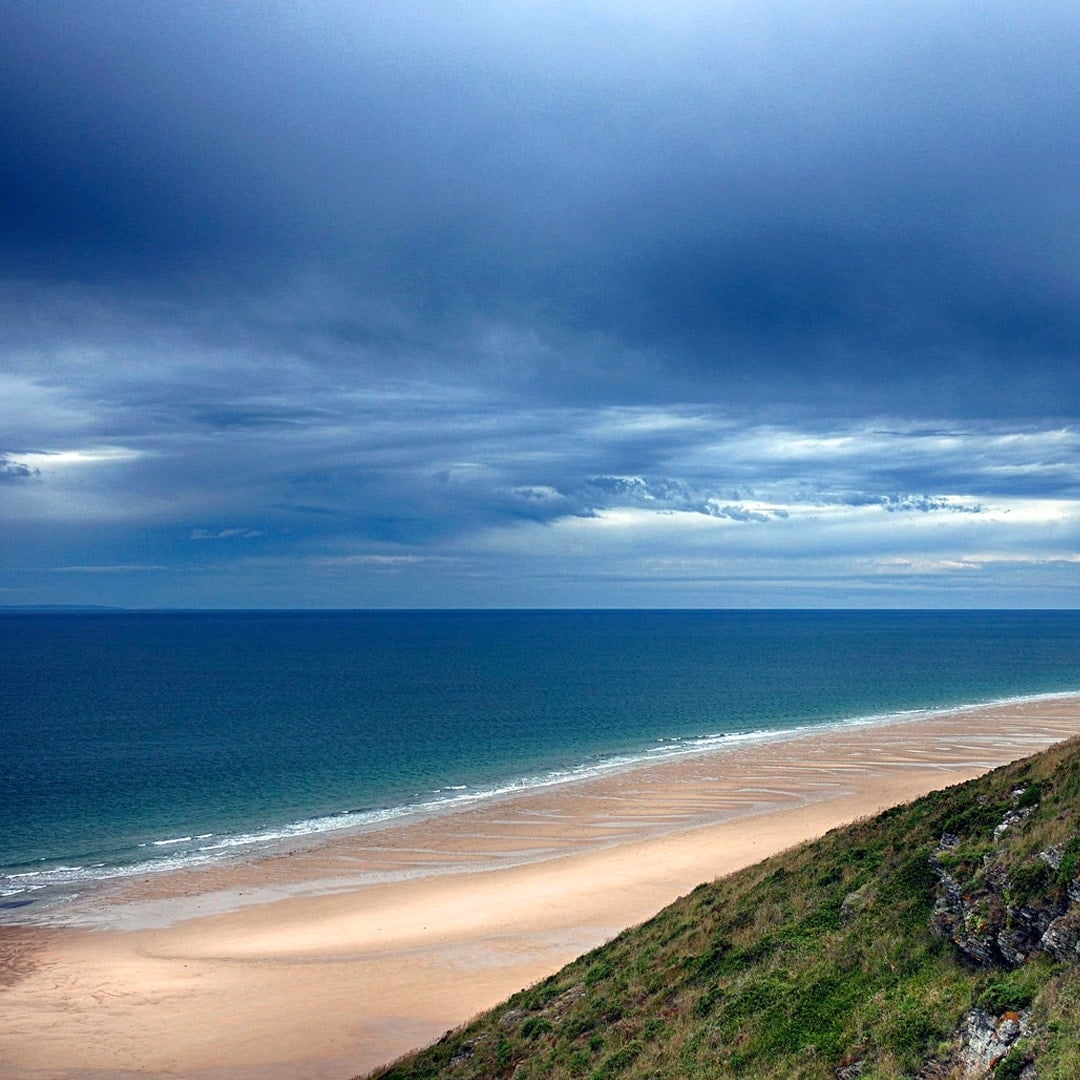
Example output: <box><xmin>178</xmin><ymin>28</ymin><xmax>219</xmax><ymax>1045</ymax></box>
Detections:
<box><xmin>2</xmin><ymin>609</ymin><xmax>1079</xmax><ymax>914</ymax></box>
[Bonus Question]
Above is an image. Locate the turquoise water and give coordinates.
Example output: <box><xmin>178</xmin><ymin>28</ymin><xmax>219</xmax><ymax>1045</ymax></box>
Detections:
<box><xmin>2</xmin><ymin>609</ymin><xmax>1079</xmax><ymax>912</ymax></box>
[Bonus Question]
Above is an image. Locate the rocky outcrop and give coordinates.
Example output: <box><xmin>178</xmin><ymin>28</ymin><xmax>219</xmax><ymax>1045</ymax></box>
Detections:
<box><xmin>1039</xmin><ymin>909</ymin><xmax>1080</xmax><ymax>961</ymax></box>
<box><xmin>1038</xmin><ymin>843</ymin><xmax>1065</xmax><ymax>871</ymax></box>
<box><xmin>931</xmin><ymin>866</ymin><xmax>1078</xmax><ymax>970</ymax></box>
<box><xmin>929</xmin><ymin>790</ymin><xmax>1080</xmax><ymax>972</ymax></box>
<box><xmin>834</xmin><ymin>1060</ymin><xmax>863</xmax><ymax>1079</ymax></box>
<box><xmin>920</xmin><ymin>1008</ymin><xmax>1034</xmax><ymax>1080</ymax></box>
<box><xmin>956</xmin><ymin>1008</ymin><xmax>1032</xmax><ymax>1078</ymax></box>
<box><xmin>1000</xmin><ymin>905</ymin><xmax>1056</xmax><ymax>968</ymax></box>
<box><xmin>921</xmin><ymin>785</ymin><xmax>1080</xmax><ymax>1077</ymax></box>
<box><xmin>994</xmin><ymin>806</ymin><xmax>1036</xmax><ymax>840</ymax></box>
<box><xmin>839</xmin><ymin>881</ymin><xmax>873</xmax><ymax>922</ymax></box>
<box><xmin>929</xmin><ymin>848</ymin><xmax>1002</xmax><ymax>967</ymax></box>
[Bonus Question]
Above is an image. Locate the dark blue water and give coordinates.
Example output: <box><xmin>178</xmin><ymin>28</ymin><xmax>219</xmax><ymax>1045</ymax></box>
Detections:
<box><xmin>3</xmin><ymin>610</ymin><xmax>1079</xmax><ymax>908</ymax></box>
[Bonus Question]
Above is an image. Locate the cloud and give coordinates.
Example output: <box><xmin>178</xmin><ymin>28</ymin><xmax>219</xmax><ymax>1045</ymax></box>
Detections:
<box><xmin>317</xmin><ymin>554</ymin><xmax>454</xmax><ymax>568</ymax></box>
<box><xmin>0</xmin><ymin>455</ymin><xmax>39</xmax><ymax>483</ymax></box>
<box><xmin>189</xmin><ymin>528</ymin><xmax>264</xmax><ymax>541</ymax></box>
<box><xmin>2</xmin><ymin>4</ymin><xmax>1078</xmax><ymax>408</ymax></box>
<box><xmin>573</xmin><ymin>476</ymin><xmax>790</xmax><ymax>523</ymax></box>
<box><xmin>47</xmin><ymin>565</ymin><xmax>174</xmax><ymax>574</ymax></box>
<box><xmin>2</xmin><ymin>3</ymin><xmax>1079</xmax><ymax>606</ymax></box>
<box><xmin>879</xmin><ymin>495</ymin><xmax>985</xmax><ymax>514</ymax></box>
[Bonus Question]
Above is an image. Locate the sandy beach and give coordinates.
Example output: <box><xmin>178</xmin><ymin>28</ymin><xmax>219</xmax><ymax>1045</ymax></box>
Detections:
<box><xmin>3</xmin><ymin>696</ymin><xmax>1080</xmax><ymax>1080</ymax></box>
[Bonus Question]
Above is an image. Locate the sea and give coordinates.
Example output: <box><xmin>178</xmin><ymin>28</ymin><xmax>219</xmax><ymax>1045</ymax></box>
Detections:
<box><xmin>3</xmin><ymin>609</ymin><xmax>1079</xmax><ymax>919</ymax></box>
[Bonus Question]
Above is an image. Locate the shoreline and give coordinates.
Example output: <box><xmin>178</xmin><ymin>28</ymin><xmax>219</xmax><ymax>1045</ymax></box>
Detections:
<box><xmin>2</xmin><ymin>696</ymin><xmax>1080</xmax><ymax>1079</ymax></box>
<box><xmin>6</xmin><ymin>690</ymin><xmax>1079</xmax><ymax>922</ymax></box>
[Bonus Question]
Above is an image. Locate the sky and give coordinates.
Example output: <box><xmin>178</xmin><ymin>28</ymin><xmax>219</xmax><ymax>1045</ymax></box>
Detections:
<box><xmin>2</xmin><ymin>1</ymin><xmax>1079</xmax><ymax>609</ymax></box>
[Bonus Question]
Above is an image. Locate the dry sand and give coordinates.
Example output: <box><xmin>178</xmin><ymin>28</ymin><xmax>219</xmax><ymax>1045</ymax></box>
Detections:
<box><xmin>2</xmin><ymin>696</ymin><xmax>1079</xmax><ymax>1080</ymax></box>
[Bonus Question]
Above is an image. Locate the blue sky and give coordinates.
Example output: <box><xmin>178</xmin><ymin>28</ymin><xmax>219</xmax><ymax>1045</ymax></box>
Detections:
<box><xmin>2</xmin><ymin>1</ymin><xmax>1079</xmax><ymax>608</ymax></box>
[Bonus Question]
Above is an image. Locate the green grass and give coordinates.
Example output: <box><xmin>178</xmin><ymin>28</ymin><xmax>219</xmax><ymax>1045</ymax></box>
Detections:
<box><xmin>363</xmin><ymin>738</ymin><xmax>1080</xmax><ymax>1080</ymax></box>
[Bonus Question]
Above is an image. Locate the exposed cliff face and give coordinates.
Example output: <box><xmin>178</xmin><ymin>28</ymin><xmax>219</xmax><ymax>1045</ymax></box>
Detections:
<box><xmin>957</xmin><ymin>1008</ymin><xmax>1032</xmax><ymax>1079</ymax></box>
<box><xmin>918</xmin><ymin>1007</ymin><xmax>1035</xmax><ymax>1080</ymax></box>
<box><xmin>929</xmin><ymin>788</ymin><xmax>1080</xmax><ymax>972</ymax></box>
<box><xmin>918</xmin><ymin>783</ymin><xmax>1080</xmax><ymax>1079</ymax></box>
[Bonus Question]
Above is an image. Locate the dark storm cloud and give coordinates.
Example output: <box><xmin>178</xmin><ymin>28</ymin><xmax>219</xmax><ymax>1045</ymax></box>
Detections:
<box><xmin>3</xmin><ymin>2</ymin><xmax>1080</xmax><ymax>606</ymax></box>
<box><xmin>2</xmin><ymin>1</ymin><xmax>1078</xmax><ymax>416</ymax></box>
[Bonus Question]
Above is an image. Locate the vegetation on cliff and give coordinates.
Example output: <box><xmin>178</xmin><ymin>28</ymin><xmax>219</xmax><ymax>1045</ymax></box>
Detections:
<box><xmin>365</xmin><ymin>738</ymin><xmax>1080</xmax><ymax>1079</ymax></box>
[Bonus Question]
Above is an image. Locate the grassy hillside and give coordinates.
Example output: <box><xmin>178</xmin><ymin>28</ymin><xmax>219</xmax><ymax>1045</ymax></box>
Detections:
<box><xmin>364</xmin><ymin>738</ymin><xmax>1080</xmax><ymax>1080</ymax></box>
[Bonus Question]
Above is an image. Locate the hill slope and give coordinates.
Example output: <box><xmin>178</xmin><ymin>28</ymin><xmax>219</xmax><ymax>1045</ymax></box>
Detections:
<box><xmin>364</xmin><ymin>738</ymin><xmax>1080</xmax><ymax>1080</ymax></box>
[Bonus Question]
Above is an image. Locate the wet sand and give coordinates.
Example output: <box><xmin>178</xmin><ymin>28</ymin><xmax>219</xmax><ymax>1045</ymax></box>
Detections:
<box><xmin>2</xmin><ymin>696</ymin><xmax>1079</xmax><ymax>1079</ymax></box>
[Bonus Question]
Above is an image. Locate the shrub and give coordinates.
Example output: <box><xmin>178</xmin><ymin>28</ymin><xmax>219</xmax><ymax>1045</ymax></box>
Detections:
<box><xmin>1017</xmin><ymin>782</ymin><xmax>1043</xmax><ymax>809</ymax></box>
<box><xmin>977</xmin><ymin>964</ymin><xmax>1047</xmax><ymax>1014</ymax></box>
<box><xmin>1056</xmin><ymin>836</ymin><xmax>1080</xmax><ymax>885</ymax></box>
<box><xmin>521</xmin><ymin>1017</ymin><xmax>554</xmax><ymax>1040</ymax></box>
<box><xmin>588</xmin><ymin>1042</ymin><xmax>642</xmax><ymax>1079</ymax></box>
<box><xmin>584</xmin><ymin>961</ymin><xmax>612</xmax><ymax>987</ymax></box>
<box><xmin>1010</xmin><ymin>861</ymin><xmax>1051</xmax><ymax>906</ymax></box>
<box><xmin>995</xmin><ymin>1044</ymin><xmax>1034</xmax><ymax>1080</ymax></box>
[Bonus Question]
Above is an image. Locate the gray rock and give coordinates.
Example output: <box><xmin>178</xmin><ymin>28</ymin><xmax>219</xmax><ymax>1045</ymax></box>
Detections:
<box><xmin>994</xmin><ymin>806</ymin><xmax>1036</xmax><ymax>840</ymax></box>
<box><xmin>928</xmin><ymin>856</ymin><xmax>1002</xmax><ymax>966</ymax></box>
<box><xmin>1040</xmin><ymin>910</ymin><xmax>1080</xmax><ymax>961</ymax></box>
<box><xmin>955</xmin><ymin>1007</ymin><xmax>1032</xmax><ymax>1079</ymax></box>
<box><xmin>498</xmin><ymin>1009</ymin><xmax>525</xmax><ymax>1029</ymax></box>
<box><xmin>997</xmin><ymin>931</ymin><xmax>1028</xmax><ymax>968</ymax></box>
<box><xmin>449</xmin><ymin>1043</ymin><xmax>474</xmax><ymax>1067</ymax></box>
<box><xmin>840</xmin><ymin>882</ymin><xmax>872</xmax><ymax>922</ymax></box>
<box><xmin>928</xmin><ymin>855</ymin><xmax>965</xmax><ymax>905</ymax></box>
<box><xmin>953</xmin><ymin>927</ymin><xmax>1001</xmax><ymax>968</ymax></box>
<box><xmin>1038</xmin><ymin>844</ymin><xmax>1065</xmax><ymax>871</ymax></box>
<box><xmin>998</xmin><ymin>906</ymin><xmax>1054</xmax><ymax>968</ymax></box>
